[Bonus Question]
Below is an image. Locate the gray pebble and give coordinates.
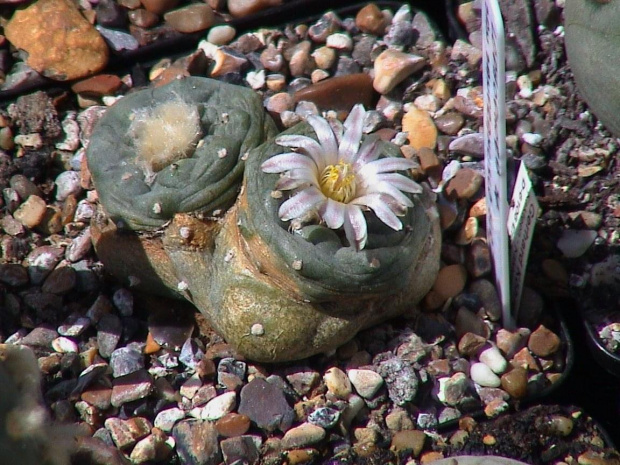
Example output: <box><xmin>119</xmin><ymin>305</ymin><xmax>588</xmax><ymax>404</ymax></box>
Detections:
<box><xmin>110</xmin><ymin>346</ymin><xmax>144</xmax><ymax>377</ymax></box>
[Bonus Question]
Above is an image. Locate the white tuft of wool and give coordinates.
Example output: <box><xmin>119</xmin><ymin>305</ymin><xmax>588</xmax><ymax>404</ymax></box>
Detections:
<box><xmin>129</xmin><ymin>98</ymin><xmax>203</xmax><ymax>181</ymax></box>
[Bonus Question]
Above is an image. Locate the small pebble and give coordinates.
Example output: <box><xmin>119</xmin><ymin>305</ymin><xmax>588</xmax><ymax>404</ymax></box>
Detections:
<box><xmin>528</xmin><ymin>325</ymin><xmax>561</xmax><ymax>357</ymax></box>
<box><xmin>478</xmin><ymin>345</ymin><xmax>507</xmax><ymax>374</ymax></box>
<box><xmin>215</xmin><ymin>413</ymin><xmax>251</xmax><ymax>437</ymax></box>
<box><xmin>281</xmin><ymin>423</ymin><xmax>326</xmax><ymax>450</ymax></box>
<box><xmin>207</xmin><ymin>25</ymin><xmax>236</xmax><ymax>45</ymax></box>
<box><xmin>402</xmin><ymin>107</ymin><xmax>437</xmax><ymax>150</ymax></box>
<box><xmin>347</xmin><ymin>369</ymin><xmax>384</xmax><ymax>399</ymax></box>
<box><xmin>13</xmin><ymin>195</ymin><xmax>47</xmax><ymax>229</ymax></box>
<box><xmin>52</xmin><ymin>336</ymin><xmax>79</xmax><ymax>353</ymax></box>
<box><xmin>154</xmin><ymin>407</ymin><xmax>186</xmax><ymax>432</ymax></box>
<box><xmin>373</xmin><ymin>49</ymin><xmax>426</xmax><ymax>94</ymax></box>
<box><xmin>556</xmin><ymin>229</ymin><xmax>598</xmax><ymax>258</ymax></box>
<box><xmin>390</xmin><ymin>430</ymin><xmax>426</xmax><ymax>457</ymax></box>
<box><xmin>201</xmin><ymin>391</ymin><xmax>236</xmax><ymax>421</ymax></box>
<box><xmin>470</xmin><ymin>362</ymin><xmax>501</xmax><ymax>388</ymax></box>
<box><xmin>500</xmin><ymin>367</ymin><xmax>528</xmax><ymax>399</ymax></box>
<box><xmin>324</xmin><ymin>367</ymin><xmax>352</xmax><ymax>399</ymax></box>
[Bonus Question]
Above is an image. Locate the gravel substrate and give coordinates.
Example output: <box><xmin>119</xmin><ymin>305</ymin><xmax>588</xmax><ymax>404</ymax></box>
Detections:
<box><xmin>0</xmin><ymin>0</ymin><xmax>619</xmax><ymax>464</ymax></box>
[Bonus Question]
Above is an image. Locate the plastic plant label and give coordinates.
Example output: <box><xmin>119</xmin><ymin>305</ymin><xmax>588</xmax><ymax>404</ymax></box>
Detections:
<box><xmin>507</xmin><ymin>162</ymin><xmax>539</xmax><ymax>320</ymax></box>
<box><xmin>483</xmin><ymin>0</ymin><xmax>512</xmax><ymax>329</ymax></box>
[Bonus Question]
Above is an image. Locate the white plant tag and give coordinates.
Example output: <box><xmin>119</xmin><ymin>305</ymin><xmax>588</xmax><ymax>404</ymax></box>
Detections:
<box><xmin>507</xmin><ymin>162</ymin><xmax>539</xmax><ymax>320</ymax></box>
<box><xmin>482</xmin><ymin>0</ymin><xmax>512</xmax><ymax>329</ymax></box>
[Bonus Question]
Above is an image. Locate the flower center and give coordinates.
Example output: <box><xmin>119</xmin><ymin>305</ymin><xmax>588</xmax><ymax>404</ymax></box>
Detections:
<box><xmin>319</xmin><ymin>161</ymin><xmax>357</xmax><ymax>203</ymax></box>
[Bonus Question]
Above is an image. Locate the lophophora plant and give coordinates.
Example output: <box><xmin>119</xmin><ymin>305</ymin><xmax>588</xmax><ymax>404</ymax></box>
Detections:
<box><xmin>87</xmin><ymin>76</ymin><xmax>441</xmax><ymax>362</ymax></box>
<box><xmin>565</xmin><ymin>0</ymin><xmax>620</xmax><ymax>136</ymax></box>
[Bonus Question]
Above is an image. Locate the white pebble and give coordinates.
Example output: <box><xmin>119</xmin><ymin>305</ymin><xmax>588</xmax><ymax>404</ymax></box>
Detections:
<box><xmin>55</xmin><ymin>171</ymin><xmax>82</xmax><ymax>201</ymax></box>
<box><xmin>478</xmin><ymin>345</ymin><xmax>508</xmax><ymax>374</ymax></box>
<box><xmin>52</xmin><ymin>336</ymin><xmax>79</xmax><ymax>353</ymax></box>
<box><xmin>326</xmin><ymin>33</ymin><xmax>353</xmax><ymax>51</ymax></box>
<box><xmin>201</xmin><ymin>391</ymin><xmax>236</xmax><ymax>421</ymax></box>
<box><xmin>154</xmin><ymin>407</ymin><xmax>185</xmax><ymax>432</ymax></box>
<box><xmin>347</xmin><ymin>369</ymin><xmax>384</xmax><ymax>399</ymax></box>
<box><xmin>470</xmin><ymin>362</ymin><xmax>501</xmax><ymax>387</ymax></box>
<box><xmin>522</xmin><ymin>132</ymin><xmax>543</xmax><ymax>147</ymax></box>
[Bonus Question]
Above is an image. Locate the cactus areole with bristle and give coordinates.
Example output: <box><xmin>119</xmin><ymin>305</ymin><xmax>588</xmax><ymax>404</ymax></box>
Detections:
<box><xmin>86</xmin><ymin>77</ymin><xmax>277</xmax><ymax>231</ymax></box>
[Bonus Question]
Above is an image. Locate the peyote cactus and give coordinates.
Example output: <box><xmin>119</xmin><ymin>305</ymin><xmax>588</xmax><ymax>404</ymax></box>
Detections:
<box><xmin>565</xmin><ymin>0</ymin><xmax>620</xmax><ymax>136</ymax></box>
<box><xmin>87</xmin><ymin>76</ymin><xmax>441</xmax><ymax>362</ymax></box>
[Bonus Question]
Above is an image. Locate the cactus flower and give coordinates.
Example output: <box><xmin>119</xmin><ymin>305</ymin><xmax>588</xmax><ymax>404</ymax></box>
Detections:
<box><xmin>261</xmin><ymin>104</ymin><xmax>422</xmax><ymax>250</ymax></box>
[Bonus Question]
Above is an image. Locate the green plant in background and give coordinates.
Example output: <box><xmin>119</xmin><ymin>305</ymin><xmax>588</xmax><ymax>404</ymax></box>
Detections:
<box><xmin>565</xmin><ymin>0</ymin><xmax>620</xmax><ymax>136</ymax></box>
<box><xmin>87</xmin><ymin>76</ymin><xmax>441</xmax><ymax>362</ymax></box>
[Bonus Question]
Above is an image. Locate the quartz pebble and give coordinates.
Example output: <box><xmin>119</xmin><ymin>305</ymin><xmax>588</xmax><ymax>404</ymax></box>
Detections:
<box><xmin>324</xmin><ymin>367</ymin><xmax>352</xmax><ymax>399</ymax></box>
<box><xmin>347</xmin><ymin>369</ymin><xmax>384</xmax><ymax>399</ymax></box>
<box><xmin>201</xmin><ymin>391</ymin><xmax>237</xmax><ymax>421</ymax></box>
<box><xmin>373</xmin><ymin>49</ymin><xmax>426</xmax><ymax>94</ymax></box>
<box><xmin>13</xmin><ymin>195</ymin><xmax>47</xmax><ymax>229</ymax></box>
<box><xmin>470</xmin><ymin>362</ymin><xmax>501</xmax><ymax>388</ymax></box>
<box><xmin>478</xmin><ymin>345</ymin><xmax>508</xmax><ymax>374</ymax></box>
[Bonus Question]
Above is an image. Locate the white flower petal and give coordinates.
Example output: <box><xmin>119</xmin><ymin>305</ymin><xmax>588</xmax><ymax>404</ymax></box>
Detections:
<box><xmin>339</xmin><ymin>104</ymin><xmax>365</xmax><ymax>163</ymax></box>
<box><xmin>278</xmin><ymin>186</ymin><xmax>325</xmax><ymax>221</ymax></box>
<box><xmin>307</xmin><ymin>115</ymin><xmax>338</xmax><ymax>165</ymax></box>
<box><xmin>319</xmin><ymin>198</ymin><xmax>346</xmax><ymax>229</ymax></box>
<box><xmin>275</xmin><ymin>135</ymin><xmax>325</xmax><ymax>170</ymax></box>
<box><xmin>261</xmin><ymin>153</ymin><xmax>318</xmax><ymax>174</ymax></box>
<box><xmin>375</xmin><ymin>182</ymin><xmax>414</xmax><ymax>208</ymax></box>
<box><xmin>352</xmin><ymin>136</ymin><xmax>381</xmax><ymax>168</ymax></box>
<box><xmin>361</xmin><ymin>156</ymin><xmax>417</xmax><ymax>175</ymax></box>
<box><xmin>344</xmin><ymin>204</ymin><xmax>367</xmax><ymax>251</ymax></box>
<box><xmin>377</xmin><ymin>173</ymin><xmax>423</xmax><ymax>194</ymax></box>
<box><xmin>352</xmin><ymin>194</ymin><xmax>403</xmax><ymax>231</ymax></box>
<box><xmin>276</xmin><ymin>175</ymin><xmax>312</xmax><ymax>191</ymax></box>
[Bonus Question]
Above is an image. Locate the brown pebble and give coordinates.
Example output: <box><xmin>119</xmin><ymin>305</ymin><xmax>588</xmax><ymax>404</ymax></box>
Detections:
<box><xmin>286</xmin><ymin>449</ymin><xmax>317</xmax><ymax>465</ymax></box>
<box><xmin>390</xmin><ymin>430</ymin><xmax>426</xmax><ymax>457</ymax></box>
<box><xmin>128</xmin><ymin>9</ymin><xmax>160</xmax><ymax>28</ymax></box>
<box><xmin>402</xmin><ymin>108</ymin><xmax>437</xmax><ymax>150</ymax></box>
<box><xmin>417</xmin><ymin>147</ymin><xmax>442</xmax><ymax>180</ymax></box>
<box><xmin>511</xmin><ymin>347</ymin><xmax>540</xmax><ymax>372</ymax></box>
<box><xmin>444</xmin><ymin>168</ymin><xmax>483</xmax><ymax>200</ymax></box>
<box><xmin>482</xmin><ymin>434</ymin><xmax>496</xmax><ymax>446</ymax></box>
<box><xmin>294</xmin><ymin>73</ymin><xmax>374</xmax><ymax>112</ymax></box>
<box><xmin>140</xmin><ymin>0</ymin><xmax>179</xmax><ymax>15</ymax></box>
<box><xmin>355</xmin><ymin>3</ymin><xmax>388</xmax><ymax>36</ymax></box>
<box><xmin>466</xmin><ymin>238</ymin><xmax>492</xmax><ymax>278</ymax></box>
<box><xmin>13</xmin><ymin>195</ymin><xmax>47</xmax><ymax>229</ymax></box>
<box><xmin>437</xmin><ymin>201</ymin><xmax>458</xmax><ymax>231</ymax></box>
<box><xmin>5</xmin><ymin>0</ymin><xmax>109</xmax><ymax>80</ymax></box>
<box><xmin>432</xmin><ymin>264</ymin><xmax>468</xmax><ymax>300</ymax></box>
<box><xmin>455</xmin><ymin>306</ymin><xmax>489</xmax><ymax>340</ymax></box>
<box><xmin>164</xmin><ymin>4</ymin><xmax>215</xmax><ymax>33</ymax></box>
<box><xmin>528</xmin><ymin>325</ymin><xmax>561</xmax><ymax>357</ymax></box>
<box><xmin>435</xmin><ymin>112</ymin><xmax>465</xmax><ymax>135</ymax></box>
<box><xmin>215</xmin><ymin>413</ymin><xmax>251</xmax><ymax>437</ymax></box>
<box><xmin>71</xmin><ymin>74</ymin><xmax>122</xmax><ymax>97</ymax></box>
<box><xmin>500</xmin><ymin>367</ymin><xmax>528</xmax><ymax>398</ymax></box>
<box><xmin>458</xmin><ymin>332</ymin><xmax>487</xmax><ymax>357</ymax></box>
<box><xmin>541</xmin><ymin>258</ymin><xmax>569</xmax><ymax>286</ymax></box>
<box><xmin>454</xmin><ymin>216</ymin><xmax>478</xmax><ymax>245</ymax></box>
<box><xmin>469</xmin><ymin>197</ymin><xmax>487</xmax><ymax>217</ymax></box>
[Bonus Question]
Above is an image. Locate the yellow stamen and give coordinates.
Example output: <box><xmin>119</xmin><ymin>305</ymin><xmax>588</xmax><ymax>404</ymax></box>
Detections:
<box><xmin>319</xmin><ymin>161</ymin><xmax>356</xmax><ymax>203</ymax></box>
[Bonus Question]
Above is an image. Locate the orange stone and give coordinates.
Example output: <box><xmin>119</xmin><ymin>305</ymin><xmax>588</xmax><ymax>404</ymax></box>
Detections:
<box><xmin>402</xmin><ymin>108</ymin><xmax>437</xmax><ymax>150</ymax></box>
<box><xmin>214</xmin><ymin>413</ymin><xmax>251</xmax><ymax>437</ymax></box>
<box><xmin>355</xmin><ymin>3</ymin><xmax>388</xmax><ymax>36</ymax></box>
<box><xmin>5</xmin><ymin>0</ymin><xmax>109</xmax><ymax>81</ymax></box>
